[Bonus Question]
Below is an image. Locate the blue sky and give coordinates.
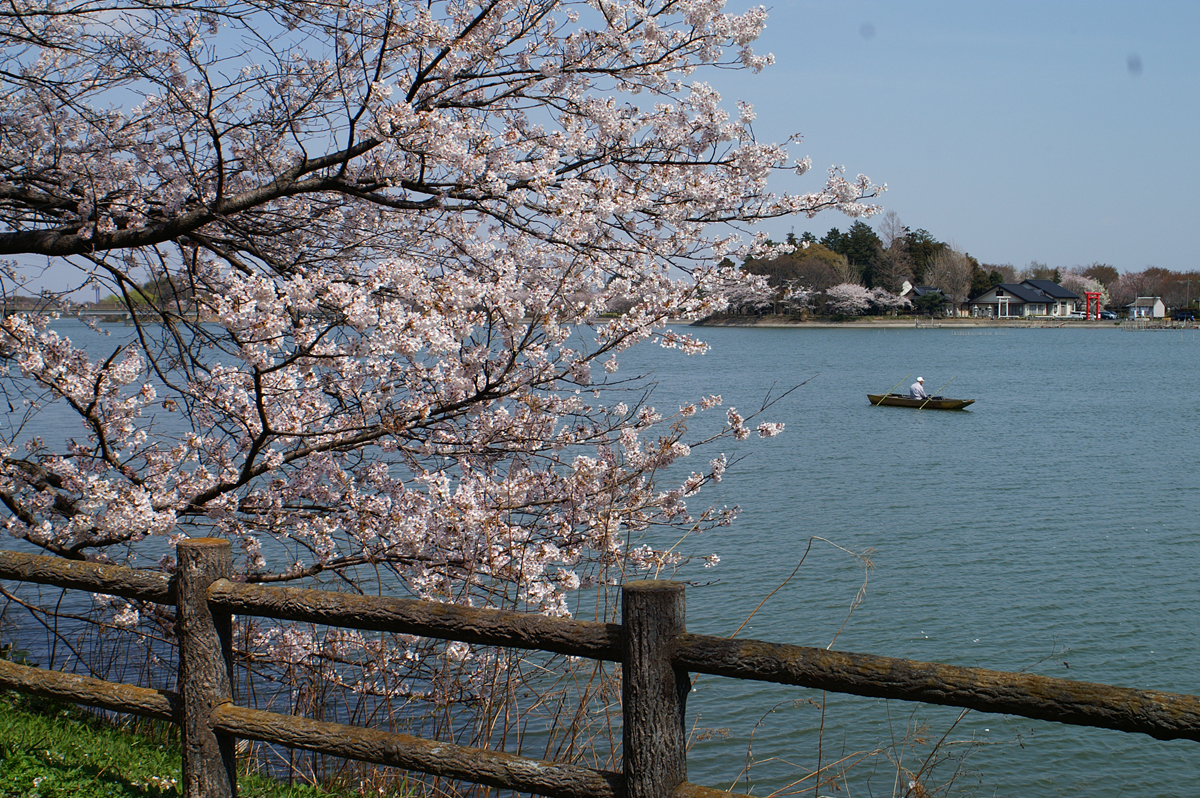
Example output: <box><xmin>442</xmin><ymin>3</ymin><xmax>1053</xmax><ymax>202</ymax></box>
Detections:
<box><xmin>22</xmin><ymin>1</ymin><xmax>1195</xmax><ymax>297</ymax></box>
<box><xmin>716</xmin><ymin>1</ymin><xmax>1199</xmax><ymax>273</ymax></box>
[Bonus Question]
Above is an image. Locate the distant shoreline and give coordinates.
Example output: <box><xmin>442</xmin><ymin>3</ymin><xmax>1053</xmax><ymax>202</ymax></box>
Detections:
<box><xmin>687</xmin><ymin>316</ymin><xmax>1127</xmax><ymax>329</ymax></box>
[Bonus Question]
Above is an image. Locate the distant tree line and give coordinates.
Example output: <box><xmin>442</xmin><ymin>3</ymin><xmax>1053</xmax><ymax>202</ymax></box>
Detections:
<box><xmin>726</xmin><ymin>210</ymin><xmax>1200</xmax><ymax>317</ymax></box>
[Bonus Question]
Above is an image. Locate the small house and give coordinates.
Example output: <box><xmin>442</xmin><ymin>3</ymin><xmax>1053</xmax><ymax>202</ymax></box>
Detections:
<box><xmin>899</xmin><ymin>282</ymin><xmax>953</xmax><ymax>316</ymax></box>
<box><xmin>1126</xmin><ymin>297</ymin><xmax>1166</xmax><ymax>318</ymax></box>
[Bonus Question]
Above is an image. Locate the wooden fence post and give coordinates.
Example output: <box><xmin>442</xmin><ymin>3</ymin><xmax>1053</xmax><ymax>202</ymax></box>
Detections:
<box><xmin>177</xmin><ymin>538</ymin><xmax>237</xmax><ymax>798</ymax></box>
<box><xmin>622</xmin><ymin>580</ymin><xmax>689</xmax><ymax>798</ymax></box>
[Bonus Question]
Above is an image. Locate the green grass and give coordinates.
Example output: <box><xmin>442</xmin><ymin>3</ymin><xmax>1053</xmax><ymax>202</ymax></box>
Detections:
<box><xmin>0</xmin><ymin>691</ymin><xmax>388</xmax><ymax>797</ymax></box>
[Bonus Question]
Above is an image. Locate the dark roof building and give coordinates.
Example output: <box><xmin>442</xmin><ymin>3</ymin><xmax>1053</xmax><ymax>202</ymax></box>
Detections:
<box><xmin>1022</xmin><ymin>279</ymin><xmax>1080</xmax><ymax>300</ymax></box>
<box><xmin>967</xmin><ymin>280</ymin><xmax>1080</xmax><ymax>318</ymax></box>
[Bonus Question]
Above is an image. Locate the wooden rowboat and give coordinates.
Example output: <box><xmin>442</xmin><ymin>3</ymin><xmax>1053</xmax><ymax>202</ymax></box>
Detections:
<box><xmin>868</xmin><ymin>393</ymin><xmax>975</xmax><ymax>410</ymax></box>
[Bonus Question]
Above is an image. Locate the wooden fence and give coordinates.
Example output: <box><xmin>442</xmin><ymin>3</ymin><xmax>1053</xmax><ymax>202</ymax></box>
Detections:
<box><xmin>3</xmin><ymin>538</ymin><xmax>1200</xmax><ymax>798</ymax></box>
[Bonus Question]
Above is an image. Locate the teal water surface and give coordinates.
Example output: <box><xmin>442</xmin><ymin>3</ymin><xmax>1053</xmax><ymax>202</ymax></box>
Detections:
<box><xmin>620</xmin><ymin>324</ymin><xmax>1200</xmax><ymax>797</ymax></box>
<box><xmin>6</xmin><ymin>320</ymin><xmax>1199</xmax><ymax>796</ymax></box>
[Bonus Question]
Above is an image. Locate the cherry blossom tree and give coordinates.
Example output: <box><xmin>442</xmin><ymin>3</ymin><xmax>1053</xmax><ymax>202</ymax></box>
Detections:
<box><xmin>870</xmin><ymin>287</ymin><xmax>910</xmax><ymax>314</ymax></box>
<box><xmin>0</xmin><ymin>0</ymin><xmax>880</xmax><ymax>778</ymax></box>
<box><xmin>1060</xmin><ymin>272</ymin><xmax>1110</xmax><ymax>310</ymax></box>
<box><xmin>824</xmin><ymin>283</ymin><xmax>872</xmax><ymax>316</ymax></box>
<box><xmin>780</xmin><ymin>280</ymin><xmax>814</xmax><ymax>315</ymax></box>
<box><xmin>1110</xmin><ymin>270</ymin><xmax>1157</xmax><ymax>309</ymax></box>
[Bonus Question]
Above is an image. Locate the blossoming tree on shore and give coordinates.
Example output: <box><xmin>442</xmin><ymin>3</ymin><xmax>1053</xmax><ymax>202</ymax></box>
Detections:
<box><xmin>0</xmin><ymin>0</ymin><xmax>879</xmax><ymax>776</ymax></box>
<box><xmin>825</xmin><ymin>283</ymin><xmax>873</xmax><ymax>316</ymax></box>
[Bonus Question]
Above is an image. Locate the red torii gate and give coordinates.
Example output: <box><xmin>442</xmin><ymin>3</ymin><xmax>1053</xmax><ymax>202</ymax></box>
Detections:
<box><xmin>1085</xmin><ymin>292</ymin><xmax>1102</xmax><ymax>320</ymax></box>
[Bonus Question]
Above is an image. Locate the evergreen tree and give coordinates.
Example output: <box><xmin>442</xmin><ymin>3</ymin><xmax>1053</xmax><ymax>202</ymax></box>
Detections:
<box><xmin>842</xmin><ymin>221</ymin><xmax>884</xmax><ymax>287</ymax></box>
<box><xmin>820</xmin><ymin>227</ymin><xmax>847</xmax><ymax>254</ymax></box>
<box><xmin>904</xmin><ymin>229</ymin><xmax>945</xmax><ymax>284</ymax></box>
<box><xmin>969</xmin><ymin>266</ymin><xmax>1004</xmax><ymax>299</ymax></box>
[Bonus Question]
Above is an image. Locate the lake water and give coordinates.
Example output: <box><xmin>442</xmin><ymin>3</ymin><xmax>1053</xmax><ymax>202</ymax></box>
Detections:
<box><xmin>619</xmin><ymin>323</ymin><xmax>1200</xmax><ymax>798</ymax></box>
<box><xmin>5</xmin><ymin>320</ymin><xmax>1200</xmax><ymax>796</ymax></box>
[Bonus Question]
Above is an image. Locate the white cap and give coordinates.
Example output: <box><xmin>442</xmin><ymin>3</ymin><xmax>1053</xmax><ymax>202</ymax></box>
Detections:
<box><xmin>917</xmin><ymin>377</ymin><xmax>924</xmax><ymax>382</ymax></box>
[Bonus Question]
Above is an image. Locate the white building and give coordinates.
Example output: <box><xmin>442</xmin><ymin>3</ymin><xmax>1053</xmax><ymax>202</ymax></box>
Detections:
<box><xmin>967</xmin><ymin>280</ymin><xmax>1080</xmax><ymax>318</ymax></box>
<box><xmin>1126</xmin><ymin>297</ymin><xmax>1166</xmax><ymax>318</ymax></box>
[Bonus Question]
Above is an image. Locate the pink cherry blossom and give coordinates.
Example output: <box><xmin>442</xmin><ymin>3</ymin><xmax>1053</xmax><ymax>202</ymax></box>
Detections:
<box><xmin>0</xmin><ymin>0</ymin><xmax>881</xmax><ymax>767</ymax></box>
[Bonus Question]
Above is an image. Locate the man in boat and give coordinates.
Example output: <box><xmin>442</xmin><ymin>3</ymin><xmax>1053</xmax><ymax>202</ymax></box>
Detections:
<box><xmin>909</xmin><ymin>377</ymin><xmax>929</xmax><ymax>400</ymax></box>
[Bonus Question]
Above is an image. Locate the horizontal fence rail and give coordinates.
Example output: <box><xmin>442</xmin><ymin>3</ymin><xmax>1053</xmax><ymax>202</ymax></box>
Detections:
<box><xmin>3</xmin><ymin>540</ymin><xmax>1200</xmax><ymax>798</ymax></box>
<box><xmin>0</xmin><ymin>549</ymin><xmax>173</xmax><ymax>603</ymax></box>
<box><xmin>673</xmin><ymin>635</ymin><xmax>1200</xmax><ymax>742</ymax></box>
<box><xmin>209</xmin><ymin>575</ymin><xmax>1200</xmax><ymax>743</ymax></box>
<box><xmin>0</xmin><ymin>657</ymin><xmax>178</xmax><ymax>722</ymax></box>
<box><xmin>211</xmin><ymin>703</ymin><xmax>628</xmax><ymax>798</ymax></box>
<box><xmin>208</xmin><ymin>579</ymin><xmax>623</xmax><ymax>661</ymax></box>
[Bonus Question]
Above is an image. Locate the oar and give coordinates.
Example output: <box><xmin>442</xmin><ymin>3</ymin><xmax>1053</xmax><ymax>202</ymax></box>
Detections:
<box><xmin>919</xmin><ymin>375</ymin><xmax>956</xmax><ymax>410</ymax></box>
<box><xmin>875</xmin><ymin>373</ymin><xmax>911</xmax><ymax>405</ymax></box>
